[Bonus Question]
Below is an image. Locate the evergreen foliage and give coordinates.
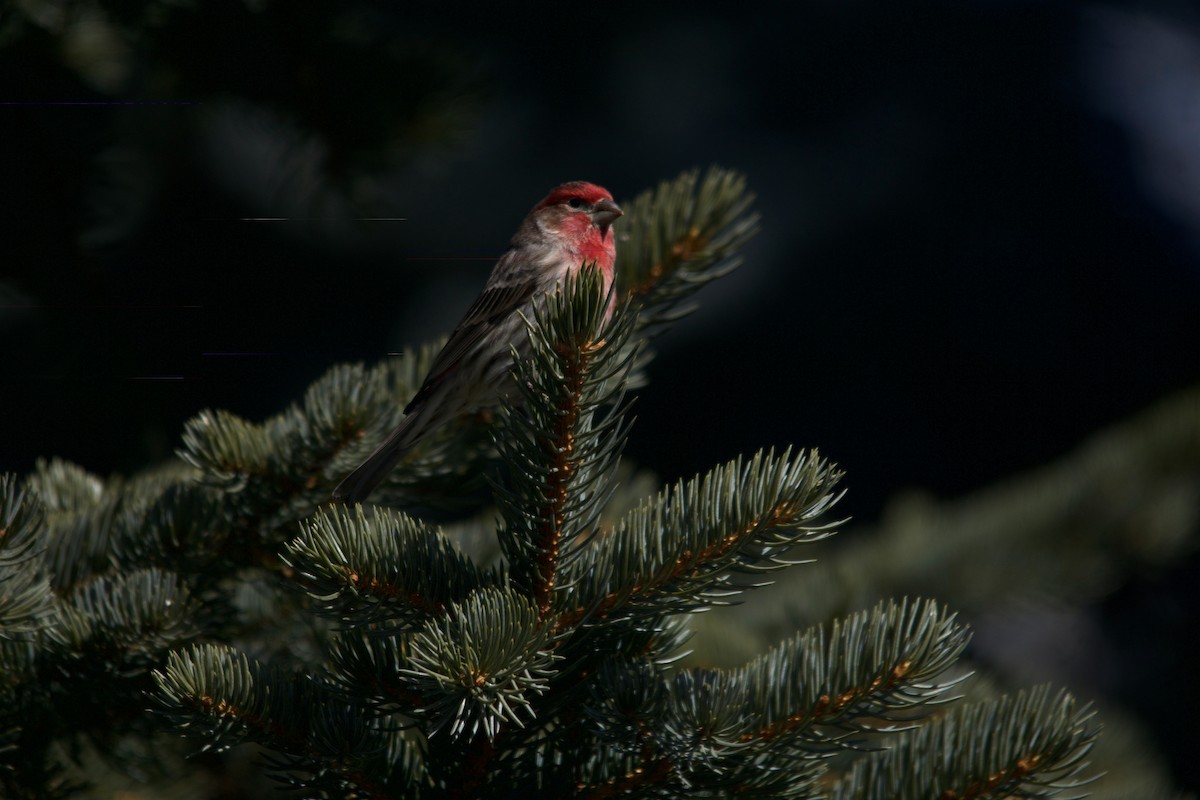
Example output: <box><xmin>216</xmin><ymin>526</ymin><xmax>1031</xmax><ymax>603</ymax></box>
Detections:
<box><xmin>0</xmin><ymin>167</ymin><xmax>1187</xmax><ymax>798</ymax></box>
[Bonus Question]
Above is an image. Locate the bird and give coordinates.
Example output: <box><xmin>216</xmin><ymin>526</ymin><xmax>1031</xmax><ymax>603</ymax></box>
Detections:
<box><xmin>332</xmin><ymin>181</ymin><xmax>623</xmax><ymax>505</ymax></box>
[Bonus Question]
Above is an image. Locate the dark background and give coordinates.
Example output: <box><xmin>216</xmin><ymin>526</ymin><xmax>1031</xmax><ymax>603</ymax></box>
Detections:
<box><xmin>2</xmin><ymin>0</ymin><xmax>1198</xmax><ymax>790</ymax></box>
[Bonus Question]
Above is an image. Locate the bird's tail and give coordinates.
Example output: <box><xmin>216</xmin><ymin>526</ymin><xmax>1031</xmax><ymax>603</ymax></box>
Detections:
<box><xmin>331</xmin><ymin>412</ymin><xmax>423</xmax><ymax>505</ymax></box>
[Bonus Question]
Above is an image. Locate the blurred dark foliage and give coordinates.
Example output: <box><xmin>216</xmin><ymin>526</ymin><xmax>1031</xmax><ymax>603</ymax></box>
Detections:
<box><xmin>2</xmin><ymin>0</ymin><xmax>1198</xmax><ymax>790</ymax></box>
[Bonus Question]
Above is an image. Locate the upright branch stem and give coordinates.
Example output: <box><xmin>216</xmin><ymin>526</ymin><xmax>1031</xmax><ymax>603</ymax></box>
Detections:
<box><xmin>532</xmin><ymin>338</ymin><xmax>599</xmax><ymax>616</ymax></box>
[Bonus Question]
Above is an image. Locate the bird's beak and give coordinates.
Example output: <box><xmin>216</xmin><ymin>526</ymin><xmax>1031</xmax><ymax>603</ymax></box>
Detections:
<box><xmin>590</xmin><ymin>198</ymin><xmax>624</xmax><ymax>228</ymax></box>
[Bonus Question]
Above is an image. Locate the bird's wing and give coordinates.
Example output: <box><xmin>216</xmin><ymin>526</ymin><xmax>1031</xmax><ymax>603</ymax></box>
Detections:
<box><xmin>403</xmin><ymin>277</ymin><xmax>539</xmax><ymax>413</ymax></box>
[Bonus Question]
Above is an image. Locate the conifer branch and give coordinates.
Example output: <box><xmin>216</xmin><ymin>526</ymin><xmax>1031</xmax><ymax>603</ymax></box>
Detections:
<box><xmin>617</xmin><ymin>166</ymin><xmax>760</xmax><ymax>336</ymax></box>
<box><xmin>568</xmin><ymin>596</ymin><xmax>969</xmax><ymax>799</ymax></box>
<box><xmin>50</xmin><ymin>568</ymin><xmax>200</xmax><ymax>665</ymax></box>
<box><xmin>0</xmin><ymin>475</ymin><xmax>53</xmax><ymax>636</ymax></box>
<box><xmin>561</xmin><ymin>447</ymin><xmax>843</xmax><ymax>625</ymax></box>
<box><xmin>576</xmin><ymin>663</ymin><xmax>826</xmax><ymax>799</ymax></box>
<box><xmin>493</xmin><ymin>268</ymin><xmax>639</xmax><ymax>616</ymax></box>
<box><xmin>577</xmin><ymin>753</ymin><xmax>673</xmax><ymax>800</ymax></box>
<box><xmin>327</xmin><ymin>630</ymin><xmax>427</xmax><ymax>710</ymax></box>
<box><xmin>25</xmin><ymin>460</ymin><xmax>123</xmax><ymax>591</ymax></box>
<box><xmin>153</xmin><ymin>644</ymin><xmax>404</xmax><ymax>798</ymax></box>
<box><xmin>284</xmin><ymin>504</ymin><xmax>496</xmax><ymax>628</ymax></box>
<box><xmin>108</xmin><ymin>478</ymin><xmax>232</xmax><ymax>575</ymax></box>
<box><xmin>829</xmin><ymin>687</ymin><xmax>1099</xmax><ymax>800</ymax></box>
<box><xmin>22</xmin><ymin>459</ymin><xmax>108</xmax><ymax>514</ymax></box>
<box><xmin>400</xmin><ymin>588</ymin><xmax>562</xmax><ymax>741</ymax></box>
<box><xmin>178</xmin><ymin>351</ymin><xmax>494</xmax><ymax>538</ymax></box>
<box><xmin>735</xmin><ymin>599</ymin><xmax>969</xmax><ymax>749</ymax></box>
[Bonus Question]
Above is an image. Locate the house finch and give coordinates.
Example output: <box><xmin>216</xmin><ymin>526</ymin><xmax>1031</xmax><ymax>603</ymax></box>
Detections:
<box><xmin>333</xmin><ymin>181</ymin><xmax>623</xmax><ymax>505</ymax></box>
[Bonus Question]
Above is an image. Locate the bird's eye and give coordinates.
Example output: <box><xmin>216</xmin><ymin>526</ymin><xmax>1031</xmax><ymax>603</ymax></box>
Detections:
<box><xmin>566</xmin><ymin>197</ymin><xmax>584</xmax><ymax>209</ymax></box>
